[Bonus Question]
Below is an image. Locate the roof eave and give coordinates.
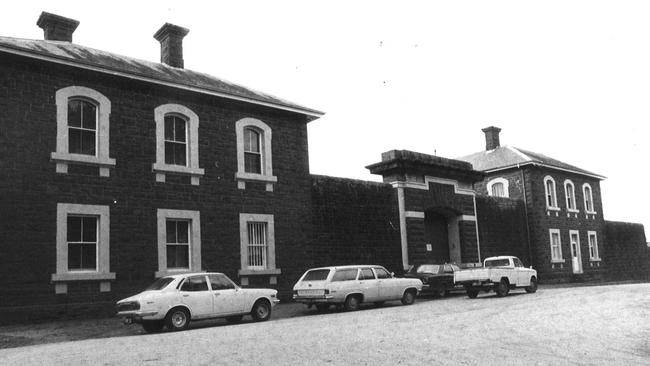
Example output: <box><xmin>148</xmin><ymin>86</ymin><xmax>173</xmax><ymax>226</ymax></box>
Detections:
<box><xmin>484</xmin><ymin>162</ymin><xmax>606</xmax><ymax>180</ymax></box>
<box><xmin>0</xmin><ymin>44</ymin><xmax>325</xmax><ymax>119</ymax></box>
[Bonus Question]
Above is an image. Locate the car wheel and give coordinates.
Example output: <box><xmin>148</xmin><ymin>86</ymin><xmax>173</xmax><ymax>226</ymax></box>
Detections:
<box><xmin>525</xmin><ymin>277</ymin><xmax>538</xmax><ymax>293</ymax></box>
<box><xmin>466</xmin><ymin>288</ymin><xmax>479</xmax><ymax>299</ymax></box>
<box><xmin>251</xmin><ymin>300</ymin><xmax>272</xmax><ymax>322</ymax></box>
<box><xmin>344</xmin><ymin>295</ymin><xmax>361</xmax><ymax>311</ymax></box>
<box><xmin>225</xmin><ymin>315</ymin><xmax>243</xmax><ymax>324</ymax></box>
<box><xmin>401</xmin><ymin>290</ymin><xmax>416</xmax><ymax>305</ymax></box>
<box><xmin>141</xmin><ymin>320</ymin><xmax>164</xmax><ymax>333</ymax></box>
<box><xmin>315</xmin><ymin>304</ymin><xmax>330</xmax><ymax>313</ymax></box>
<box><xmin>495</xmin><ymin>279</ymin><xmax>510</xmax><ymax>297</ymax></box>
<box><xmin>165</xmin><ymin>307</ymin><xmax>190</xmax><ymax>331</ymax></box>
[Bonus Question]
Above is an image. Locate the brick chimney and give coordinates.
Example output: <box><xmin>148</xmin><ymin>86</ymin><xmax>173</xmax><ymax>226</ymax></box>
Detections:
<box><xmin>482</xmin><ymin>126</ymin><xmax>502</xmax><ymax>150</ymax></box>
<box><xmin>36</xmin><ymin>12</ymin><xmax>79</xmax><ymax>42</ymax></box>
<box><xmin>153</xmin><ymin>23</ymin><xmax>189</xmax><ymax>68</ymax></box>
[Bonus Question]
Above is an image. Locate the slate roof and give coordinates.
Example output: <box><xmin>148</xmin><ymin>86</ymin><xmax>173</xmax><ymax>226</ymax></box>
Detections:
<box><xmin>0</xmin><ymin>36</ymin><xmax>324</xmax><ymax>118</ymax></box>
<box><xmin>458</xmin><ymin>145</ymin><xmax>605</xmax><ymax>180</ymax></box>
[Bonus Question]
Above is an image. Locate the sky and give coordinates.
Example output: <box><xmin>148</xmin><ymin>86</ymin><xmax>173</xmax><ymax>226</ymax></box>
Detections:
<box><xmin>1</xmin><ymin>1</ymin><xmax>649</xmax><ymax>238</ymax></box>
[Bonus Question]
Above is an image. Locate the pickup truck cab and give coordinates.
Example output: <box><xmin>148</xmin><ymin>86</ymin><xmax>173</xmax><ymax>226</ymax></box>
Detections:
<box><xmin>453</xmin><ymin>256</ymin><xmax>538</xmax><ymax>298</ymax></box>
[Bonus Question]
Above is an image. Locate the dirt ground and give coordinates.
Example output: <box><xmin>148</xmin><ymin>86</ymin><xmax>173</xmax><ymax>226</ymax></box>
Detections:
<box><xmin>0</xmin><ymin>283</ymin><xmax>649</xmax><ymax>365</ymax></box>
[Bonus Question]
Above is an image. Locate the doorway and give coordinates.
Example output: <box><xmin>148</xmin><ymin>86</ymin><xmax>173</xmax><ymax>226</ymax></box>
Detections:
<box><xmin>569</xmin><ymin>230</ymin><xmax>583</xmax><ymax>274</ymax></box>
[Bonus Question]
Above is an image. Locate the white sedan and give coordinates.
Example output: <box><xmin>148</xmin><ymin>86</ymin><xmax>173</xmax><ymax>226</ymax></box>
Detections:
<box><xmin>116</xmin><ymin>272</ymin><xmax>279</xmax><ymax>333</ymax></box>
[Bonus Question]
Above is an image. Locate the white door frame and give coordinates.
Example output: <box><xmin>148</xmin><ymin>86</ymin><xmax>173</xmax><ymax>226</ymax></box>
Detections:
<box><xmin>569</xmin><ymin>230</ymin><xmax>583</xmax><ymax>274</ymax></box>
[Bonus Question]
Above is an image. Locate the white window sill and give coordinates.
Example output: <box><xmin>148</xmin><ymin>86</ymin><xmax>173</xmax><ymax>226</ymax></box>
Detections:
<box><xmin>585</xmin><ymin>211</ymin><xmax>597</xmax><ymax>215</ymax></box>
<box><xmin>238</xmin><ymin>268</ymin><xmax>282</xmax><ymax>276</ymax></box>
<box><xmin>51</xmin><ymin>272</ymin><xmax>116</xmax><ymax>282</ymax></box>
<box><xmin>589</xmin><ymin>258</ymin><xmax>602</xmax><ymax>262</ymax></box>
<box><xmin>51</xmin><ymin>152</ymin><xmax>116</xmax><ymax>177</ymax></box>
<box><xmin>235</xmin><ymin>172</ymin><xmax>278</xmax><ymax>191</ymax></box>
<box><xmin>567</xmin><ymin>209</ymin><xmax>580</xmax><ymax>213</ymax></box>
<box><xmin>546</xmin><ymin>206</ymin><xmax>561</xmax><ymax>211</ymax></box>
<box><xmin>551</xmin><ymin>259</ymin><xmax>565</xmax><ymax>264</ymax></box>
<box><xmin>152</xmin><ymin>163</ymin><xmax>205</xmax><ymax>185</ymax></box>
<box><xmin>155</xmin><ymin>269</ymin><xmax>203</xmax><ymax>278</ymax></box>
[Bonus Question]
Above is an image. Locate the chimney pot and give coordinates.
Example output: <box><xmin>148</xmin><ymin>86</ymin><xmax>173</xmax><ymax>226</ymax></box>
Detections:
<box><xmin>36</xmin><ymin>12</ymin><xmax>79</xmax><ymax>42</ymax></box>
<box><xmin>482</xmin><ymin>126</ymin><xmax>502</xmax><ymax>150</ymax></box>
<box><xmin>153</xmin><ymin>23</ymin><xmax>189</xmax><ymax>68</ymax></box>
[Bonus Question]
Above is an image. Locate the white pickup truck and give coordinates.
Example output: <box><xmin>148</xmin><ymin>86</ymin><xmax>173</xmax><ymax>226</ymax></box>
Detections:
<box><xmin>453</xmin><ymin>256</ymin><xmax>538</xmax><ymax>298</ymax></box>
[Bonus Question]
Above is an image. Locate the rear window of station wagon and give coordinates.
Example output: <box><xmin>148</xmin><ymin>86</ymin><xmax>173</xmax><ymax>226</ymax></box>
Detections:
<box><xmin>303</xmin><ymin>269</ymin><xmax>331</xmax><ymax>281</ymax></box>
<box><xmin>332</xmin><ymin>268</ymin><xmax>358</xmax><ymax>281</ymax></box>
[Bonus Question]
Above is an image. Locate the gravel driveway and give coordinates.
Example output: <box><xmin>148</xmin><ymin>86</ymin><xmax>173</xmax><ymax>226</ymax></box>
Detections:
<box><xmin>1</xmin><ymin>283</ymin><xmax>649</xmax><ymax>365</ymax></box>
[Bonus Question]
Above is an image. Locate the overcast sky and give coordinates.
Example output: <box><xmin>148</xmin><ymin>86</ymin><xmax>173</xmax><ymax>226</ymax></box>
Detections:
<box><xmin>2</xmin><ymin>1</ymin><xmax>649</xmax><ymax>237</ymax></box>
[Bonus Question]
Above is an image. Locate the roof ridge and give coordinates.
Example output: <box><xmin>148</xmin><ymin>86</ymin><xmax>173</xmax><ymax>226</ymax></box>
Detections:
<box><xmin>505</xmin><ymin>146</ymin><xmax>533</xmax><ymax>162</ymax></box>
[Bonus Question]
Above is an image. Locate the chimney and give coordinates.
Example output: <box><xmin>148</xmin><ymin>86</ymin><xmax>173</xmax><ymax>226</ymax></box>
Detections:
<box><xmin>36</xmin><ymin>12</ymin><xmax>80</xmax><ymax>42</ymax></box>
<box><xmin>153</xmin><ymin>23</ymin><xmax>189</xmax><ymax>68</ymax></box>
<box><xmin>482</xmin><ymin>126</ymin><xmax>502</xmax><ymax>150</ymax></box>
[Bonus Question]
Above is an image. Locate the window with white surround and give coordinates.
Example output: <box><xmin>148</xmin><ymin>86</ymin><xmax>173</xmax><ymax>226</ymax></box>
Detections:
<box><xmin>152</xmin><ymin>104</ymin><xmax>204</xmax><ymax>185</ymax></box>
<box><xmin>588</xmin><ymin>231</ymin><xmax>600</xmax><ymax>261</ymax></box>
<box><xmin>544</xmin><ymin>176</ymin><xmax>559</xmax><ymax>210</ymax></box>
<box><xmin>235</xmin><ymin>118</ymin><xmax>277</xmax><ymax>191</ymax></box>
<box><xmin>239</xmin><ymin>213</ymin><xmax>280</xmax><ymax>276</ymax></box>
<box><xmin>564</xmin><ymin>180</ymin><xmax>578</xmax><ymax>212</ymax></box>
<box><xmin>583</xmin><ymin>183</ymin><xmax>596</xmax><ymax>214</ymax></box>
<box><xmin>51</xmin><ymin>86</ymin><xmax>116</xmax><ymax>176</ymax></box>
<box><xmin>52</xmin><ymin>203</ymin><xmax>115</xmax><ymax>294</ymax></box>
<box><xmin>549</xmin><ymin>229</ymin><xmax>564</xmax><ymax>262</ymax></box>
<box><xmin>156</xmin><ymin>209</ymin><xmax>201</xmax><ymax>277</ymax></box>
<box><xmin>487</xmin><ymin>177</ymin><xmax>509</xmax><ymax>198</ymax></box>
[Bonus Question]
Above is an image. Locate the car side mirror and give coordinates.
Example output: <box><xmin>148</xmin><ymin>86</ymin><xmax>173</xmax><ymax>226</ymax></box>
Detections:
<box><xmin>390</xmin><ymin>272</ymin><xmax>395</xmax><ymax>277</ymax></box>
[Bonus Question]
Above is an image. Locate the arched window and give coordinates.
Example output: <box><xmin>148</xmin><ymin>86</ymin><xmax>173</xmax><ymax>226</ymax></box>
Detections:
<box><xmin>235</xmin><ymin>118</ymin><xmax>277</xmax><ymax>191</ymax></box>
<box><xmin>583</xmin><ymin>183</ymin><xmax>595</xmax><ymax>213</ymax></box>
<box><xmin>544</xmin><ymin>176</ymin><xmax>558</xmax><ymax>209</ymax></box>
<box><xmin>564</xmin><ymin>180</ymin><xmax>578</xmax><ymax>212</ymax></box>
<box><xmin>487</xmin><ymin>177</ymin><xmax>509</xmax><ymax>198</ymax></box>
<box><xmin>152</xmin><ymin>104</ymin><xmax>204</xmax><ymax>185</ymax></box>
<box><xmin>51</xmin><ymin>86</ymin><xmax>115</xmax><ymax>177</ymax></box>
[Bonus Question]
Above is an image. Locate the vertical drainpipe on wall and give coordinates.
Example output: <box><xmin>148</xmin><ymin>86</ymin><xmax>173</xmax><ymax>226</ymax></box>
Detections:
<box><xmin>472</xmin><ymin>194</ymin><xmax>481</xmax><ymax>263</ymax></box>
<box><xmin>397</xmin><ymin>184</ymin><xmax>410</xmax><ymax>270</ymax></box>
<box><xmin>520</xmin><ymin>166</ymin><xmax>534</xmax><ymax>266</ymax></box>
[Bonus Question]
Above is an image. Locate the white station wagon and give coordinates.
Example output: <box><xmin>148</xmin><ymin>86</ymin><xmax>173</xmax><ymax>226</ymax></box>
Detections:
<box><xmin>293</xmin><ymin>265</ymin><xmax>423</xmax><ymax>311</ymax></box>
<box><xmin>116</xmin><ymin>272</ymin><xmax>279</xmax><ymax>333</ymax></box>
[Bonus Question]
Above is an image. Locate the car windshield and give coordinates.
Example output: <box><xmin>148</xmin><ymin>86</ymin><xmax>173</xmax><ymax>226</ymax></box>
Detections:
<box><xmin>145</xmin><ymin>277</ymin><xmax>175</xmax><ymax>291</ymax></box>
<box><xmin>416</xmin><ymin>265</ymin><xmax>440</xmax><ymax>274</ymax></box>
<box><xmin>302</xmin><ymin>269</ymin><xmax>331</xmax><ymax>281</ymax></box>
<box><xmin>485</xmin><ymin>259</ymin><xmax>511</xmax><ymax>268</ymax></box>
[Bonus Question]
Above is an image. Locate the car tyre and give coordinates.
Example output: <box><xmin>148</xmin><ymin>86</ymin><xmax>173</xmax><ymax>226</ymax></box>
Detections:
<box><xmin>466</xmin><ymin>288</ymin><xmax>479</xmax><ymax>299</ymax></box>
<box><xmin>401</xmin><ymin>289</ymin><xmax>416</xmax><ymax>305</ymax></box>
<box><xmin>525</xmin><ymin>277</ymin><xmax>538</xmax><ymax>293</ymax></box>
<box><xmin>141</xmin><ymin>320</ymin><xmax>164</xmax><ymax>333</ymax></box>
<box><xmin>225</xmin><ymin>315</ymin><xmax>243</xmax><ymax>324</ymax></box>
<box><xmin>344</xmin><ymin>295</ymin><xmax>361</xmax><ymax>311</ymax></box>
<box><xmin>251</xmin><ymin>300</ymin><xmax>272</xmax><ymax>322</ymax></box>
<box><xmin>495</xmin><ymin>279</ymin><xmax>510</xmax><ymax>297</ymax></box>
<box><xmin>165</xmin><ymin>307</ymin><xmax>190</xmax><ymax>331</ymax></box>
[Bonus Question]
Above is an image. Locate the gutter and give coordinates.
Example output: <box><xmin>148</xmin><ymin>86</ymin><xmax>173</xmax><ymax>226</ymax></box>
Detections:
<box><xmin>483</xmin><ymin>162</ymin><xmax>606</xmax><ymax>180</ymax></box>
<box><xmin>0</xmin><ymin>45</ymin><xmax>325</xmax><ymax>119</ymax></box>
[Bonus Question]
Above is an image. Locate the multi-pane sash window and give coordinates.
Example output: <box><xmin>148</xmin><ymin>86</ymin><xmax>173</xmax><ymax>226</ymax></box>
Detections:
<box><xmin>565</xmin><ymin>181</ymin><xmax>577</xmax><ymax>211</ymax></box>
<box><xmin>67</xmin><ymin>215</ymin><xmax>97</xmax><ymax>271</ymax></box>
<box><xmin>545</xmin><ymin>177</ymin><xmax>558</xmax><ymax>208</ymax></box>
<box><xmin>68</xmin><ymin>99</ymin><xmax>97</xmax><ymax>156</ymax></box>
<box><xmin>247</xmin><ymin>222</ymin><xmax>268</xmax><ymax>269</ymax></box>
<box><xmin>491</xmin><ymin>182</ymin><xmax>505</xmax><ymax>197</ymax></box>
<box><xmin>588</xmin><ymin>232</ymin><xmax>600</xmax><ymax>260</ymax></box>
<box><xmin>164</xmin><ymin>115</ymin><xmax>188</xmax><ymax>166</ymax></box>
<box><xmin>550</xmin><ymin>230</ymin><xmax>562</xmax><ymax>261</ymax></box>
<box><xmin>584</xmin><ymin>185</ymin><xmax>594</xmax><ymax>212</ymax></box>
<box><xmin>244</xmin><ymin>127</ymin><xmax>262</xmax><ymax>174</ymax></box>
<box><xmin>166</xmin><ymin>219</ymin><xmax>190</xmax><ymax>269</ymax></box>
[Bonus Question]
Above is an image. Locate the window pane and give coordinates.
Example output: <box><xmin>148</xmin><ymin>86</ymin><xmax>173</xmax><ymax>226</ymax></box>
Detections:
<box><xmin>166</xmin><ymin>220</ymin><xmax>176</xmax><ymax>243</ymax></box>
<box><xmin>174</xmin><ymin>143</ymin><xmax>187</xmax><ymax>166</ymax></box>
<box><xmin>167</xmin><ymin>244</ymin><xmax>189</xmax><ymax>268</ymax></box>
<box><xmin>244</xmin><ymin>128</ymin><xmax>261</xmax><ymax>152</ymax></box>
<box><xmin>176</xmin><ymin>221</ymin><xmax>189</xmax><ymax>243</ymax></box>
<box><xmin>68</xmin><ymin>100</ymin><xmax>82</xmax><ymax>127</ymax></box>
<box><xmin>208</xmin><ymin>274</ymin><xmax>235</xmax><ymax>290</ymax></box>
<box><xmin>165</xmin><ymin>142</ymin><xmax>174</xmax><ymax>164</ymax></box>
<box><xmin>81</xmin><ymin>130</ymin><xmax>96</xmax><ymax>155</ymax></box>
<box><xmin>164</xmin><ymin>117</ymin><xmax>174</xmax><ymax>140</ymax></box>
<box><xmin>360</xmin><ymin>268</ymin><xmax>375</xmax><ymax>280</ymax></box>
<box><xmin>81</xmin><ymin>243</ymin><xmax>97</xmax><ymax>270</ymax></box>
<box><xmin>81</xmin><ymin>102</ymin><xmax>97</xmax><ymax>130</ymax></box>
<box><xmin>82</xmin><ymin>216</ymin><xmax>97</xmax><ymax>242</ymax></box>
<box><xmin>68</xmin><ymin>243</ymin><xmax>81</xmax><ymax>269</ymax></box>
<box><xmin>174</xmin><ymin>118</ymin><xmax>186</xmax><ymax>143</ymax></box>
<box><xmin>68</xmin><ymin>129</ymin><xmax>82</xmax><ymax>154</ymax></box>
<box><xmin>245</xmin><ymin>152</ymin><xmax>262</xmax><ymax>174</ymax></box>
<box><xmin>67</xmin><ymin>216</ymin><xmax>82</xmax><ymax>242</ymax></box>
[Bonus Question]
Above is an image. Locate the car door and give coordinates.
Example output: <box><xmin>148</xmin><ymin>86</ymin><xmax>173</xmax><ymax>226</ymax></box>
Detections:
<box><xmin>179</xmin><ymin>275</ymin><xmax>214</xmax><ymax>319</ymax></box>
<box><xmin>207</xmin><ymin>274</ymin><xmax>244</xmax><ymax>315</ymax></box>
<box><xmin>373</xmin><ymin>267</ymin><xmax>398</xmax><ymax>300</ymax></box>
<box><xmin>512</xmin><ymin>258</ymin><xmax>530</xmax><ymax>286</ymax></box>
<box><xmin>358</xmin><ymin>267</ymin><xmax>379</xmax><ymax>302</ymax></box>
